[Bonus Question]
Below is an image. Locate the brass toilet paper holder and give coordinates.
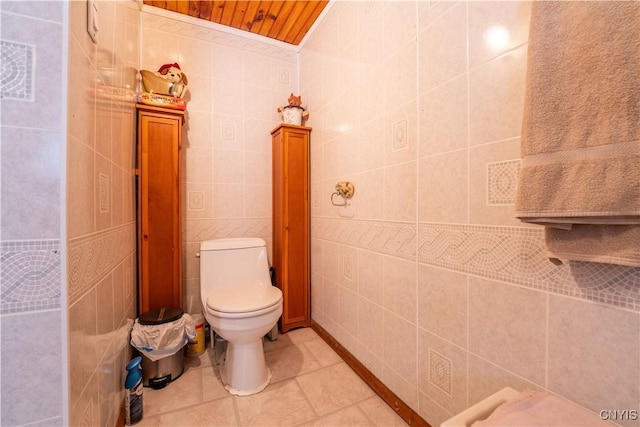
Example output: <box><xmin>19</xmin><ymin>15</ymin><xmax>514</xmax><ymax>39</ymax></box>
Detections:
<box><xmin>331</xmin><ymin>181</ymin><xmax>355</xmax><ymax>206</ymax></box>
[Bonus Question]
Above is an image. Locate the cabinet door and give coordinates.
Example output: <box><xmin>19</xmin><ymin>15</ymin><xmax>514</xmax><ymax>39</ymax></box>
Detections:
<box><xmin>283</xmin><ymin>128</ymin><xmax>310</xmax><ymax>329</ymax></box>
<box><xmin>138</xmin><ymin>109</ymin><xmax>182</xmax><ymax>313</ymax></box>
<box><xmin>272</xmin><ymin>124</ymin><xmax>311</xmax><ymax>332</ymax></box>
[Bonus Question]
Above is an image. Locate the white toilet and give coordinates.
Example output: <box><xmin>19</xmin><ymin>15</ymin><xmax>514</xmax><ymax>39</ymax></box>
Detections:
<box><xmin>199</xmin><ymin>237</ymin><xmax>283</xmax><ymax>396</ymax></box>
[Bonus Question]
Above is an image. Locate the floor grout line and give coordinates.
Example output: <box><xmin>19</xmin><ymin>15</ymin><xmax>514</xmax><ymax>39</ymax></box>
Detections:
<box><xmin>137</xmin><ymin>328</ymin><xmax>408</xmax><ymax>426</ymax></box>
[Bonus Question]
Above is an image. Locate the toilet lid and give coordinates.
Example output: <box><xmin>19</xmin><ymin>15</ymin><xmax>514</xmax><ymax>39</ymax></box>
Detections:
<box><xmin>206</xmin><ymin>284</ymin><xmax>282</xmax><ymax>314</ymax></box>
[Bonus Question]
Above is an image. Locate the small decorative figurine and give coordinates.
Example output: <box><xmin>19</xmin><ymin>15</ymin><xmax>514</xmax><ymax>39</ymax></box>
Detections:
<box><xmin>138</xmin><ymin>62</ymin><xmax>189</xmax><ymax>110</ymax></box>
<box><xmin>156</xmin><ymin>63</ymin><xmax>188</xmax><ymax>98</ymax></box>
<box><xmin>277</xmin><ymin>93</ymin><xmax>309</xmax><ymax>125</ymax></box>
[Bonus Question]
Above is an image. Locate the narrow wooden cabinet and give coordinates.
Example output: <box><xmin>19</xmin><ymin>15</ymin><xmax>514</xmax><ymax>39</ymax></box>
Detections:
<box><xmin>271</xmin><ymin>124</ymin><xmax>311</xmax><ymax>333</ymax></box>
<box><xmin>136</xmin><ymin>105</ymin><xmax>184</xmax><ymax>314</ymax></box>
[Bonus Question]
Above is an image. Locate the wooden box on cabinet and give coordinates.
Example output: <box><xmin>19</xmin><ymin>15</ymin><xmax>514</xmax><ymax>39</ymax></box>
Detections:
<box><xmin>136</xmin><ymin>105</ymin><xmax>184</xmax><ymax>314</ymax></box>
<box><xmin>271</xmin><ymin>123</ymin><xmax>311</xmax><ymax>333</ymax></box>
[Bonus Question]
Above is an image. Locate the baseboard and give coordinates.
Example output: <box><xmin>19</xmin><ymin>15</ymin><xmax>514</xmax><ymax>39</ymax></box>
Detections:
<box><xmin>310</xmin><ymin>321</ymin><xmax>431</xmax><ymax>427</ymax></box>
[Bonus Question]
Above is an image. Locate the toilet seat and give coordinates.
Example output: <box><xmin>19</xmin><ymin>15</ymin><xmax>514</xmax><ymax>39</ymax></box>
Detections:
<box><xmin>206</xmin><ymin>284</ymin><xmax>282</xmax><ymax>319</ymax></box>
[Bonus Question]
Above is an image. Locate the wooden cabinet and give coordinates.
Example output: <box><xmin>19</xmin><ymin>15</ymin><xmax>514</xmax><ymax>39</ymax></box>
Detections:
<box><xmin>136</xmin><ymin>105</ymin><xmax>184</xmax><ymax>314</ymax></box>
<box><xmin>271</xmin><ymin>124</ymin><xmax>311</xmax><ymax>333</ymax></box>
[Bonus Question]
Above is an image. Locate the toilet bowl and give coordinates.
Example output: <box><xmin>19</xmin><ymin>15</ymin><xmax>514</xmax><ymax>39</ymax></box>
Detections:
<box><xmin>200</xmin><ymin>238</ymin><xmax>283</xmax><ymax>396</ymax></box>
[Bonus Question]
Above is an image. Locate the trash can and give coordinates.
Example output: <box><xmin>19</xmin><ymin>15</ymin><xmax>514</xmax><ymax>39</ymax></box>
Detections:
<box><xmin>130</xmin><ymin>308</ymin><xmax>195</xmax><ymax>389</ymax></box>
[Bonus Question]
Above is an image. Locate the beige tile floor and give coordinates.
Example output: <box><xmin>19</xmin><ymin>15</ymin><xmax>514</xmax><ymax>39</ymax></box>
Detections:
<box><xmin>137</xmin><ymin>327</ymin><xmax>408</xmax><ymax>426</ymax></box>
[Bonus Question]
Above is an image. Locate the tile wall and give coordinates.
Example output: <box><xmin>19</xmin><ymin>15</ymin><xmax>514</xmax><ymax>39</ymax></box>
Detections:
<box><xmin>1</xmin><ymin>1</ymin><xmax>65</xmax><ymax>425</ymax></box>
<box><xmin>5</xmin><ymin>2</ymin><xmax>636</xmax><ymax>426</ymax></box>
<box><xmin>139</xmin><ymin>9</ymin><xmax>299</xmax><ymax>315</ymax></box>
<box><xmin>66</xmin><ymin>1</ymin><xmax>139</xmax><ymax>425</ymax></box>
<box><xmin>300</xmin><ymin>2</ymin><xmax>640</xmax><ymax>426</ymax></box>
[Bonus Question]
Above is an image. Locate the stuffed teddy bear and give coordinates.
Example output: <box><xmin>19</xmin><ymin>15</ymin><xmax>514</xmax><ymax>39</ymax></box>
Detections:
<box><xmin>286</xmin><ymin>93</ymin><xmax>303</xmax><ymax>107</ymax></box>
<box><xmin>277</xmin><ymin>93</ymin><xmax>309</xmax><ymax>125</ymax></box>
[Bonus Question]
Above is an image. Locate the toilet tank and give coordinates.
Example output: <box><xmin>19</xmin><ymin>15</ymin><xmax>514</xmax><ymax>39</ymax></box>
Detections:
<box><xmin>199</xmin><ymin>238</ymin><xmax>271</xmax><ymax>296</ymax></box>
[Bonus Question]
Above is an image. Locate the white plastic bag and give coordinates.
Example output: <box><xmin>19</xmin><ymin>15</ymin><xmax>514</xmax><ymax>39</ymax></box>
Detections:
<box><xmin>130</xmin><ymin>313</ymin><xmax>196</xmax><ymax>362</ymax></box>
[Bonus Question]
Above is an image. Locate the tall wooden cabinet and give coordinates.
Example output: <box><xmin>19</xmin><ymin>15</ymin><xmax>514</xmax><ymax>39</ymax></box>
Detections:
<box><xmin>136</xmin><ymin>105</ymin><xmax>184</xmax><ymax>314</ymax></box>
<box><xmin>271</xmin><ymin>124</ymin><xmax>311</xmax><ymax>333</ymax></box>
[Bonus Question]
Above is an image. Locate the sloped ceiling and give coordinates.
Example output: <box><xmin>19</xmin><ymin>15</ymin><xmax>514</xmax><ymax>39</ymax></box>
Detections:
<box><xmin>142</xmin><ymin>1</ymin><xmax>329</xmax><ymax>45</ymax></box>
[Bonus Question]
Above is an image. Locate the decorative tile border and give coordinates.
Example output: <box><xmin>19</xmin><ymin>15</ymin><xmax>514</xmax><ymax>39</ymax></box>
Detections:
<box><xmin>68</xmin><ymin>224</ymin><xmax>136</xmax><ymax>305</ymax></box>
<box><xmin>184</xmin><ymin>218</ymin><xmax>272</xmax><ymax>243</ymax></box>
<box><xmin>1</xmin><ymin>240</ymin><xmax>60</xmax><ymax>314</ymax></box>
<box><xmin>311</xmin><ymin>218</ymin><xmax>640</xmax><ymax>310</ymax></box>
<box><xmin>0</xmin><ymin>40</ymin><xmax>35</xmax><ymax>101</ymax></box>
<box><xmin>312</xmin><ymin>218</ymin><xmax>416</xmax><ymax>261</ymax></box>
<box><xmin>418</xmin><ymin>223</ymin><xmax>640</xmax><ymax>311</ymax></box>
<box><xmin>141</xmin><ymin>13</ymin><xmax>297</xmax><ymax>62</ymax></box>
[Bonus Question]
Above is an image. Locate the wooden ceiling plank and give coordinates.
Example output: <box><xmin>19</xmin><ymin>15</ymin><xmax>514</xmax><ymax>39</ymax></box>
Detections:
<box><xmin>267</xmin><ymin>0</ymin><xmax>297</xmax><ymax>40</ymax></box>
<box><xmin>290</xmin><ymin>1</ymin><xmax>328</xmax><ymax>45</ymax></box>
<box><xmin>230</xmin><ymin>1</ymin><xmax>251</xmax><ymax>29</ymax></box>
<box><xmin>146</xmin><ymin>0</ymin><xmax>166</xmax><ymax>8</ymax></box>
<box><xmin>187</xmin><ymin>0</ymin><xmax>200</xmax><ymax>17</ymax></box>
<box><xmin>258</xmin><ymin>1</ymin><xmax>285</xmax><ymax>39</ymax></box>
<box><xmin>281</xmin><ymin>1</ymin><xmax>318</xmax><ymax>45</ymax></box>
<box><xmin>220</xmin><ymin>1</ymin><xmax>238</xmax><ymax>26</ymax></box>
<box><xmin>165</xmin><ymin>0</ymin><xmax>178</xmax><ymax>12</ymax></box>
<box><xmin>249</xmin><ymin>1</ymin><xmax>274</xmax><ymax>35</ymax></box>
<box><xmin>240</xmin><ymin>1</ymin><xmax>262</xmax><ymax>33</ymax></box>
<box><xmin>210</xmin><ymin>1</ymin><xmax>225</xmax><ymax>23</ymax></box>
<box><xmin>194</xmin><ymin>0</ymin><xmax>213</xmax><ymax>21</ymax></box>
<box><xmin>176</xmin><ymin>0</ymin><xmax>190</xmax><ymax>15</ymax></box>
